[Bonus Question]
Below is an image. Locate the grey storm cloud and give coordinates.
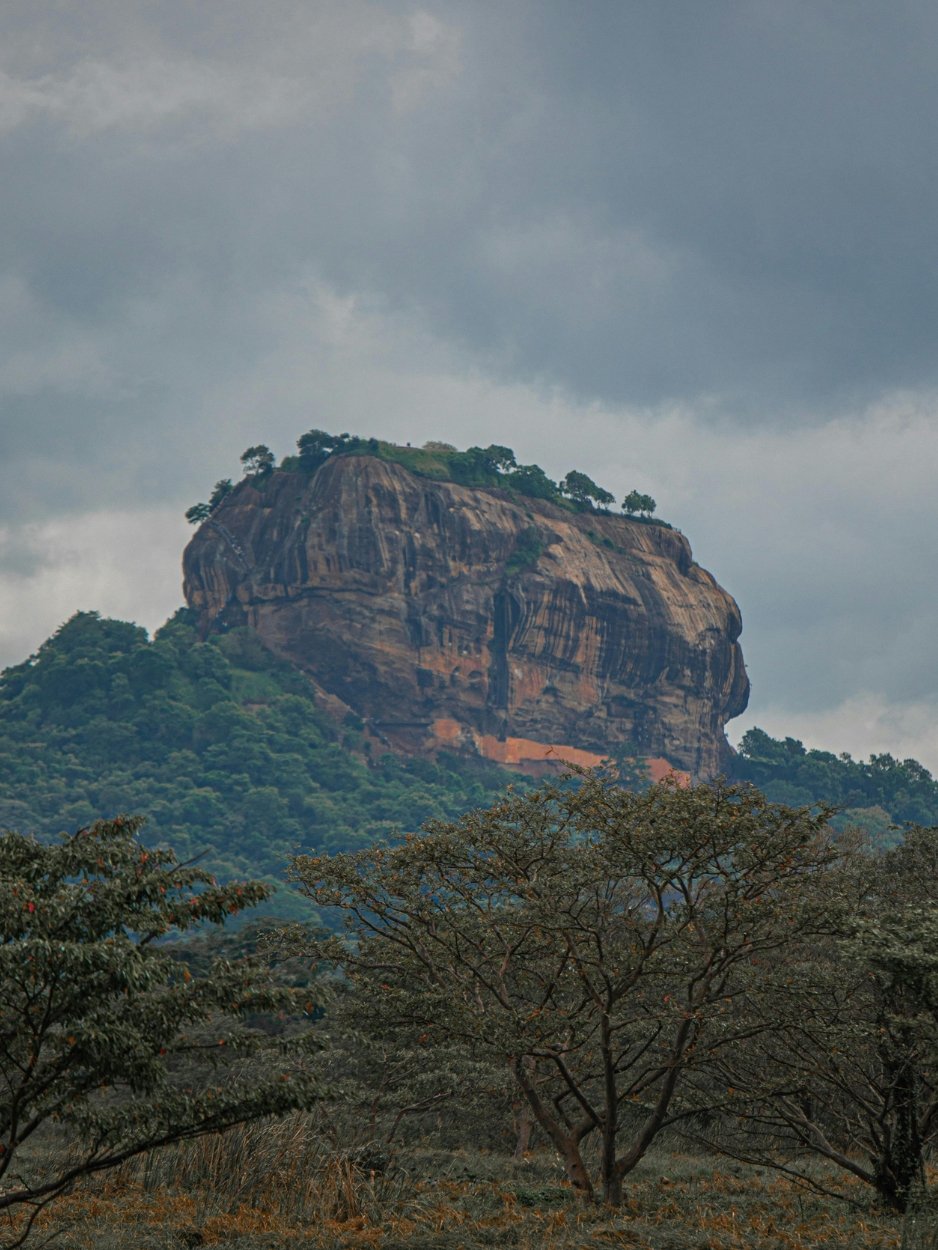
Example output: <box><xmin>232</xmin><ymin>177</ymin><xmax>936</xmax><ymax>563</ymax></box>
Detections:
<box><xmin>3</xmin><ymin>0</ymin><xmax>938</xmax><ymax>766</ymax></box>
<box><xmin>4</xmin><ymin>1</ymin><xmax>938</xmax><ymax>446</ymax></box>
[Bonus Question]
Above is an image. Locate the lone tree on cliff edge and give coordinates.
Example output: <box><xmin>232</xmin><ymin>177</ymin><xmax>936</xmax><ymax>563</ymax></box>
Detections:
<box><xmin>622</xmin><ymin>490</ymin><xmax>656</xmax><ymax>517</ymax></box>
<box><xmin>561</xmin><ymin>470</ymin><xmax>615</xmax><ymax>510</ymax></box>
<box><xmin>291</xmin><ymin>771</ymin><xmax>845</xmax><ymax>1205</ymax></box>
<box><xmin>0</xmin><ymin>817</ymin><xmax>317</xmax><ymax>1247</ymax></box>
<box><xmin>240</xmin><ymin>444</ymin><xmax>276</xmax><ymax>478</ymax></box>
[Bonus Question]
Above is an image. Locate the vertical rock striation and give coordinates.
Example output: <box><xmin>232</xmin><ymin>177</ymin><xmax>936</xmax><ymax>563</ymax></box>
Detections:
<box><xmin>183</xmin><ymin>455</ymin><xmax>749</xmax><ymax>776</ymax></box>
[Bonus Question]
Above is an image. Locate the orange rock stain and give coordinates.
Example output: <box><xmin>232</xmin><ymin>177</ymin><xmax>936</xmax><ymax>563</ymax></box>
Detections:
<box><xmin>430</xmin><ymin>718</ymin><xmax>689</xmax><ymax>784</ymax></box>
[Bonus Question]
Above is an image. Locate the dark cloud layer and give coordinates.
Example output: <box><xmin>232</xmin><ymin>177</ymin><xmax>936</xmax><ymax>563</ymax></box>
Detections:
<box><xmin>5</xmin><ymin>3</ymin><xmax>938</xmax><ymax>451</ymax></box>
<box><xmin>3</xmin><ymin>2</ymin><xmax>938</xmax><ymax>764</ymax></box>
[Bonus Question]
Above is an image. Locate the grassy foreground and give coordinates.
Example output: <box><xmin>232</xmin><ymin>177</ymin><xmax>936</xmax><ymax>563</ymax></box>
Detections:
<box><xmin>16</xmin><ymin>1117</ymin><xmax>928</xmax><ymax>1250</ymax></box>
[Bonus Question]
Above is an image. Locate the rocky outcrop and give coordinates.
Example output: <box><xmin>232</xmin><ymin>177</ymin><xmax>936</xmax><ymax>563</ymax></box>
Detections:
<box><xmin>182</xmin><ymin>455</ymin><xmax>749</xmax><ymax>777</ymax></box>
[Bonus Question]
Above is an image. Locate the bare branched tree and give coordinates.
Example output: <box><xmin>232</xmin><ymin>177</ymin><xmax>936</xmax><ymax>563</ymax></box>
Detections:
<box><xmin>290</xmin><ymin>771</ymin><xmax>844</xmax><ymax>1205</ymax></box>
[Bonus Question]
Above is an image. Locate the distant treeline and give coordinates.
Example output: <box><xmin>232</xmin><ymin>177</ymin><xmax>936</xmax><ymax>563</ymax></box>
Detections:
<box><xmin>731</xmin><ymin>726</ymin><xmax>938</xmax><ymax>837</ymax></box>
<box><xmin>186</xmin><ymin>432</ymin><xmax>660</xmax><ymax>524</ymax></box>
<box><xmin>2</xmin><ymin>612</ymin><xmax>932</xmax><ymax>913</ymax></box>
<box><xmin>0</xmin><ymin>611</ymin><xmax>514</xmax><ymax>911</ymax></box>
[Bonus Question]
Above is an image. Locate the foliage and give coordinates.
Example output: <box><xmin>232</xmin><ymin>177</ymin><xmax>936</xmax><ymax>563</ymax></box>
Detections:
<box><xmin>207</xmin><ymin>479</ymin><xmax>233</xmax><ymax>510</ymax></box>
<box><xmin>705</xmin><ymin>827</ymin><xmax>938</xmax><ymax>1213</ymax></box>
<box><xmin>296</xmin><ymin>431</ymin><xmax>380</xmax><ymax>473</ymax></box>
<box><xmin>291</xmin><ymin>771</ymin><xmax>844</xmax><ymax>1205</ymax></box>
<box><xmin>185</xmin><ymin>480</ymin><xmax>234</xmax><ymax>526</ymax></box>
<box><xmin>561</xmin><ymin>471</ymin><xmax>614</xmax><ymax>510</ymax></box>
<box><xmin>0</xmin><ymin>612</ymin><xmax>516</xmax><ymax>905</ymax></box>
<box><xmin>473</xmin><ymin>444</ymin><xmax>517</xmax><ymax>474</ymax></box>
<box><xmin>289</xmin><ymin>430</ymin><xmax>639</xmax><ymax>517</ymax></box>
<box><xmin>505</xmin><ymin>527</ymin><xmax>545</xmax><ymax>575</ymax></box>
<box><xmin>0</xmin><ymin>816</ymin><xmax>317</xmax><ymax>1245</ymax></box>
<box><xmin>240</xmin><ymin>445</ymin><xmax>276</xmax><ymax>478</ymax></box>
<box><xmin>294</xmin><ymin>979</ymin><xmax>511</xmax><ymax>1158</ymax></box>
<box><xmin>732</xmin><ymin>726</ymin><xmax>938</xmax><ymax>833</ymax></box>
<box><xmin>622</xmin><ymin>490</ymin><xmax>656</xmax><ymax>517</ymax></box>
<box><xmin>184</xmin><ymin>503</ymin><xmax>211</xmax><ymax>526</ymax></box>
<box><xmin>193</xmin><ymin>430</ymin><xmax>664</xmax><ymax>523</ymax></box>
<box><xmin>296</xmin><ymin>430</ymin><xmax>367</xmax><ymax>472</ymax></box>
<box><xmin>505</xmin><ymin>462</ymin><xmax>561</xmax><ymax>502</ymax></box>
<box><xmin>297</xmin><ymin>429</ymin><xmax>333</xmax><ymax>470</ymax></box>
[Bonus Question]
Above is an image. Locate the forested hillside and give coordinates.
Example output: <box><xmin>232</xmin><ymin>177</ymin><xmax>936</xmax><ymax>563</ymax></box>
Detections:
<box><xmin>2</xmin><ymin>611</ymin><xmax>935</xmax><ymax>910</ymax></box>
<box><xmin>731</xmin><ymin>726</ymin><xmax>938</xmax><ymax>841</ymax></box>
<box><xmin>0</xmin><ymin>611</ymin><xmax>513</xmax><ymax>908</ymax></box>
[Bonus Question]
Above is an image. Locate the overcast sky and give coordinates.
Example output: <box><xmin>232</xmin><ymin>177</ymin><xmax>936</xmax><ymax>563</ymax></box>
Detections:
<box><xmin>2</xmin><ymin>1</ymin><xmax>938</xmax><ymax>767</ymax></box>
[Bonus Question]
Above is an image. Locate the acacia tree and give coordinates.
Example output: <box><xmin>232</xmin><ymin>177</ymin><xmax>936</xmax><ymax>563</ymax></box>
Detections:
<box><xmin>622</xmin><ymin>490</ymin><xmax>656</xmax><ymax>517</ymax></box>
<box><xmin>208</xmin><ymin>478</ymin><xmax>233</xmax><ymax>510</ymax></box>
<box><xmin>300</xmin><ymin>979</ymin><xmax>511</xmax><ymax>1155</ymax></box>
<box><xmin>184</xmin><ymin>480</ymin><xmax>233</xmax><ymax>525</ymax></box>
<box><xmin>297</xmin><ymin>429</ymin><xmax>337</xmax><ymax>471</ymax></box>
<box><xmin>0</xmin><ymin>817</ymin><xmax>317</xmax><ymax>1247</ymax></box>
<box><xmin>703</xmin><ymin>827</ymin><xmax>938</xmax><ymax>1213</ymax></box>
<box><xmin>291</xmin><ymin>772</ymin><xmax>844</xmax><ymax>1204</ymax></box>
<box><xmin>479</xmin><ymin>445</ymin><xmax>517</xmax><ymax>474</ymax></box>
<box><xmin>507</xmin><ymin>463</ymin><xmax>561</xmax><ymax>502</ymax></box>
<box><xmin>561</xmin><ymin>471</ymin><xmax>615</xmax><ymax>510</ymax></box>
<box><xmin>240</xmin><ymin>444</ymin><xmax>276</xmax><ymax>478</ymax></box>
<box><xmin>184</xmin><ymin>502</ymin><xmax>211</xmax><ymax>525</ymax></box>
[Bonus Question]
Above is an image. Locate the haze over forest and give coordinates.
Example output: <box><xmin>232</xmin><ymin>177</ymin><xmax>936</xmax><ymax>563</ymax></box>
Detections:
<box><xmin>3</xmin><ymin>3</ymin><xmax>938</xmax><ymax>766</ymax></box>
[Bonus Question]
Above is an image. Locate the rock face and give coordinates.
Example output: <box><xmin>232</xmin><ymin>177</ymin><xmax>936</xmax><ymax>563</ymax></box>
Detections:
<box><xmin>182</xmin><ymin>456</ymin><xmax>749</xmax><ymax>777</ymax></box>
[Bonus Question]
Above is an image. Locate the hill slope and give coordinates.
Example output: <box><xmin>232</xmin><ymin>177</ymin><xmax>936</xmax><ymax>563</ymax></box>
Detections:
<box><xmin>1</xmin><ymin>611</ymin><xmax>936</xmax><ymax>894</ymax></box>
<box><xmin>0</xmin><ymin>611</ymin><xmax>514</xmax><ymax>907</ymax></box>
<box><xmin>730</xmin><ymin>726</ymin><xmax>938</xmax><ymax>843</ymax></box>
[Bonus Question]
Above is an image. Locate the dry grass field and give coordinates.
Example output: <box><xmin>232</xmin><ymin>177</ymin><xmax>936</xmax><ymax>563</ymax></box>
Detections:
<box><xmin>10</xmin><ymin>1115</ymin><xmax>933</xmax><ymax>1250</ymax></box>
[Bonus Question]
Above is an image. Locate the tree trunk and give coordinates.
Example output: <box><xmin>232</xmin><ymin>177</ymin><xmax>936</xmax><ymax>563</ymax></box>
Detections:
<box><xmin>560</xmin><ymin>1145</ymin><xmax>595</xmax><ymax>1200</ymax></box>
<box><xmin>512</xmin><ymin>1057</ymin><xmax>595</xmax><ymax>1200</ymax></box>
<box><xmin>875</xmin><ymin>1040</ymin><xmax>923</xmax><ymax>1213</ymax></box>
<box><xmin>880</xmin><ymin>1015</ymin><xmax>930</xmax><ymax>1210</ymax></box>
<box><xmin>513</xmin><ymin>1101</ymin><xmax>534</xmax><ymax>1160</ymax></box>
<box><xmin>600</xmin><ymin>1015</ymin><xmax>620</xmax><ymax>1205</ymax></box>
<box><xmin>602</xmin><ymin>1168</ymin><xmax>624</xmax><ymax>1205</ymax></box>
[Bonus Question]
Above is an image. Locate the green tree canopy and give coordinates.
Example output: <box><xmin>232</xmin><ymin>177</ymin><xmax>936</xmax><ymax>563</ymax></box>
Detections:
<box><xmin>507</xmin><ymin>463</ymin><xmax>561</xmax><ymax>502</ymax></box>
<box><xmin>469</xmin><ymin>444</ymin><xmax>517</xmax><ymax>475</ymax></box>
<box><xmin>296</xmin><ymin>429</ymin><xmax>338</xmax><ymax>471</ymax></box>
<box><xmin>240</xmin><ymin>445</ymin><xmax>276</xmax><ymax>478</ymax></box>
<box><xmin>704</xmin><ymin>826</ymin><xmax>938</xmax><ymax>1213</ymax></box>
<box><xmin>621</xmin><ymin>490</ymin><xmax>656</xmax><ymax>516</ymax></box>
<box><xmin>0</xmin><ymin>611</ymin><xmax>517</xmax><ymax>895</ymax></box>
<box><xmin>184</xmin><ymin>502</ymin><xmax>211</xmax><ymax>526</ymax></box>
<box><xmin>208</xmin><ymin>478</ymin><xmax>233</xmax><ymax>510</ymax></box>
<box><xmin>732</xmin><ymin>726</ymin><xmax>938</xmax><ymax>828</ymax></box>
<box><xmin>561</xmin><ymin>470</ymin><xmax>615</xmax><ymax>510</ymax></box>
<box><xmin>0</xmin><ymin>816</ymin><xmax>317</xmax><ymax>1245</ymax></box>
